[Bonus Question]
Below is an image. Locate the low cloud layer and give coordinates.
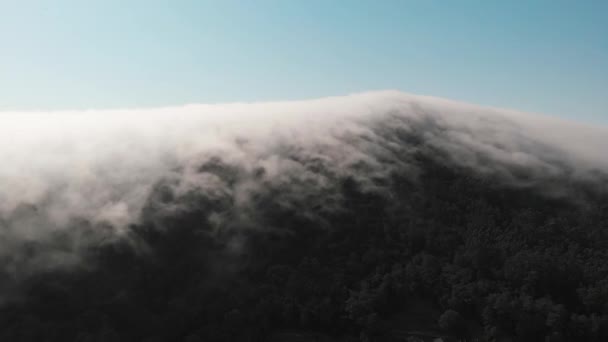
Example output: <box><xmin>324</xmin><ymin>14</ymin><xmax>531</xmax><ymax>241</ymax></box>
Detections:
<box><xmin>0</xmin><ymin>90</ymin><xmax>606</xmax><ymax>281</ymax></box>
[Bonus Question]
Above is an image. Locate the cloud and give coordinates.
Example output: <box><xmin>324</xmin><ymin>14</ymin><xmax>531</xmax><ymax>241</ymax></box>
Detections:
<box><xmin>0</xmin><ymin>90</ymin><xmax>606</xmax><ymax>282</ymax></box>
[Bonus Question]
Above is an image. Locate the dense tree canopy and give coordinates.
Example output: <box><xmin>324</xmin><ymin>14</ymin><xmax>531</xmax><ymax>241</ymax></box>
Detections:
<box><xmin>1</xmin><ymin>146</ymin><xmax>607</xmax><ymax>342</ymax></box>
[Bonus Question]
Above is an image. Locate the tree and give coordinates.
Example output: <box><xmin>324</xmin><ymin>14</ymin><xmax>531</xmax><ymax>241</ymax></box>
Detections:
<box><xmin>438</xmin><ymin>309</ymin><xmax>466</xmax><ymax>336</ymax></box>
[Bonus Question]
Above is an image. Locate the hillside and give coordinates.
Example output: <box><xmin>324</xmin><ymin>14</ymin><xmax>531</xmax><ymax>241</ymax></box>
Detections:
<box><xmin>0</xmin><ymin>92</ymin><xmax>607</xmax><ymax>341</ymax></box>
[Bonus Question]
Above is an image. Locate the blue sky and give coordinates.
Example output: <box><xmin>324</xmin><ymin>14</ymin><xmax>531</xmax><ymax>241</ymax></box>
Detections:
<box><xmin>0</xmin><ymin>0</ymin><xmax>606</xmax><ymax>123</ymax></box>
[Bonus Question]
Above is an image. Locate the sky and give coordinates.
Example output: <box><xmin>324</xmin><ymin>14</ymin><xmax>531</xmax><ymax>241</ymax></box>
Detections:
<box><xmin>0</xmin><ymin>0</ymin><xmax>606</xmax><ymax>123</ymax></box>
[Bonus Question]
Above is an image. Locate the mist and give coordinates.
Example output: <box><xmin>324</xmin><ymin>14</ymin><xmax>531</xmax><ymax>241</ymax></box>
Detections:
<box><xmin>2</xmin><ymin>91</ymin><xmax>608</xmax><ymax>341</ymax></box>
<box><xmin>0</xmin><ymin>90</ymin><xmax>606</xmax><ymax>279</ymax></box>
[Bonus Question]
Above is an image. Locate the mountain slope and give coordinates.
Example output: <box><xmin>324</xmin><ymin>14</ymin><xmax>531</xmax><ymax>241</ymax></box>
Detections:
<box><xmin>0</xmin><ymin>91</ymin><xmax>607</xmax><ymax>341</ymax></box>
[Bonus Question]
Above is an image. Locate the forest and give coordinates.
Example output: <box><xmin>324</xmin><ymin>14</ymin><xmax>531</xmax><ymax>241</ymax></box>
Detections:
<box><xmin>1</xmin><ymin>123</ymin><xmax>607</xmax><ymax>342</ymax></box>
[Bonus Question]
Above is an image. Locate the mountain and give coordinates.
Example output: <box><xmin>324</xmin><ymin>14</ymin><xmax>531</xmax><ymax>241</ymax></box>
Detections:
<box><xmin>0</xmin><ymin>91</ymin><xmax>607</xmax><ymax>341</ymax></box>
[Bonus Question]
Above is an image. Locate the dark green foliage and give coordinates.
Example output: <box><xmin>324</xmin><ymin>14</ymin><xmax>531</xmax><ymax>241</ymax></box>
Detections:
<box><xmin>1</xmin><ymin>153</ymin><xmax>607</xmax><ymax>342</ymax></box>
<box><xmin>438</xmin><ymin>309</ymin><xmax>466</xmax><ymax>336</ymax></box>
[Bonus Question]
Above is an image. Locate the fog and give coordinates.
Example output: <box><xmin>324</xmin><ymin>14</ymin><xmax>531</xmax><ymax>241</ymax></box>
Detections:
<box><xmin>0</xmin><ymin>90</ymin><xmax>606</xmax><ymax>280</ymax></box>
